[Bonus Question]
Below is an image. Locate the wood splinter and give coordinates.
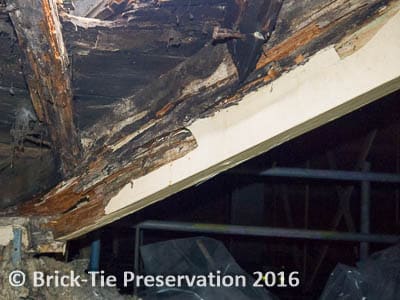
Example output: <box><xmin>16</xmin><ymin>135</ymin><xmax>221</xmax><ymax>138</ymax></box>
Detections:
<box><xmin>212</xmin><ymin>26</ymin><xmax>246</xmax><ymax>41</ymax></box>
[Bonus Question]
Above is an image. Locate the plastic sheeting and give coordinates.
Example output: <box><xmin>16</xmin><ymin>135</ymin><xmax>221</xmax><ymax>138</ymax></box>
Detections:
<box><xmin>320</xmin><ymin>244</ymin><xmax>400</xmax><ymax>300</ymax></box>
<box><xmin>138</xmin><ymin>237</ymin><xmax>277</xmax><ymax>300</ymax></box>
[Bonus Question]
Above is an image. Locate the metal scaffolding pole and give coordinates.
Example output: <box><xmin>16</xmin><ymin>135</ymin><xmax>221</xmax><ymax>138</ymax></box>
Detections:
<box><xmin>236</xmin><ymin>167</ymin><xmax>400</xmax><ymax>183</ymax></box>
<box><xmin>88</xmin><ymin>239</ymin><xmax>101</xmax><ymax>272</ymax></box>
<box><xmin>135</xmin><ymin>221</ymin><xmax>399</xmax><ymax>243</ymax></box>
<box><xmin>133</xmin><ymin>219</ymin><xmax>400</xmax><ymax>294</ymax></box>
<box><xmin>133</xmin><ymin>226</ymin><xmax>142</xmax><ymax>299</ymax></box>
<box><xmin>360</xmin><ymin>162</ymin><xmax>371</xmax><ymax>260</ymax></box>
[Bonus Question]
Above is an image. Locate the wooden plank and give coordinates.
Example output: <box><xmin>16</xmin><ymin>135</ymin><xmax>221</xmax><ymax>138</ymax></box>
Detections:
<box><xmin>6</xmin><ymin>0</ymin><xmax>81</xmax><ymax>176</ymax></box>
<box><xmin>76</xmin><ymin>0</ymin><xmax>281</xmax><ymax>157</ymax></box>
<box><xmin>214</xmin><ymin>0</ymin><xmax>394</xmax><ymax>109</ymax></box>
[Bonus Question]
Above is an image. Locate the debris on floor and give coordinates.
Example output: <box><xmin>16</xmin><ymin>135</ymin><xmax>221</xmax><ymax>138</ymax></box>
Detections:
<box><xmin>0</xmin><ymin>244</ymin><xmax>132</xmax><ymax>300</ymax></box>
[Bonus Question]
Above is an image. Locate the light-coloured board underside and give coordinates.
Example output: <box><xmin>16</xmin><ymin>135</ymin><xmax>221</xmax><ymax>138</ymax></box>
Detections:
<box><xmin>61</xmin><ymin>10</ymin><xmax>400</xmax><ymax>240</ymax></box>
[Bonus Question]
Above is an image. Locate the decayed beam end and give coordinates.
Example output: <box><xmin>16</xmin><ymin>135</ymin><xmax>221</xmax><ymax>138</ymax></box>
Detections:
<box><xmin>6</xmin><ymin>0</ymin><xmax>81</xmax><ymax>177</ymax></box>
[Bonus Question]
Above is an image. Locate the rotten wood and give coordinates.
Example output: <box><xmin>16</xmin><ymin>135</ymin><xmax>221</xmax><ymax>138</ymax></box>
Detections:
<box><xmin>2</xmin><ymin>0</ymin><xmax>396</xmax><ymax>240</ymax></box>
<box><xmin>19</xmin><ymin>129</ymin><xmax>197</xmax><ymax>238</ymax></box>
<box><xmin>215</xmin><ymin>0</ymin><xmax>394</xmax><ymax>110</ymax></box>
<box><xmin>47</xmin><ymin>0</ymin><xmax>280</xmax><ymax>208</ymax></box>
<box><xmin>257</xmin><ymin>0</ymin><xmax>391</xmax><ymax>71</ymax></box>
<box><xmin>225</xmin><ymin>0</ymin><xmax>283</xmax><ymax>81</ymax></box>
<box><xmin>74</xmin><ymin>0</ymin><xmax>281</xmax><ymax>159</ymax></box>
<box><xmin>212</xmin><ymin>26</ymin><xmax>246</xmax><ymax>41</ymax></box>
<box><xmin>6</xmin><ymin>0</ymin><xmax>81</xmax><ymax>176</ymax></box>
<box><xmin>0</xmin><ymin>217</ymin><xmax>65</xmax><ymax>253</ymax></box>
<box><xmin>48</xmin><ymin>0</ymin><xmax>394</xmax><ymax>239</ymax></box>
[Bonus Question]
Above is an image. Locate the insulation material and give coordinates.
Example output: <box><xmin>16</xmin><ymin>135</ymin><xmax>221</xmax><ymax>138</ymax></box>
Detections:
<box><xmin>0</xmin><ymin>244</ymin><xmax>131</xmax><ymax>300</ymax></box>
<box><xmin>320</xmin><ymin>244</ymin><xmax>400</xmax><ymax>300</ymax></box>
<box><xmin>139</xmin><ymin>237</ymin><xmax>278</xmax><ymax>300</ymax></box>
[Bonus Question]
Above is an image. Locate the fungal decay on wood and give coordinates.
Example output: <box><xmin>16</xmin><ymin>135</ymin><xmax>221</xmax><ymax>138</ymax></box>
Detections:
<box><xmin>0</xmin><ymin>0</ymin><xmax>397</xmax><ymax>241</ymax></box>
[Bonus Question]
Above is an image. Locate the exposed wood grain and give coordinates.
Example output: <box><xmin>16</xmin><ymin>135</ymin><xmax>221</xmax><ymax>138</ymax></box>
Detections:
<box><xmin>3</xmin><ymin>0</ymin><xmax>397</xmax><ymax>241</ymax></box>
<box><xmin>257</xmin><ymin>0</ymin><xmax>391</xmax><ymax>70</ymax></box>
<box><xmin>6</xmin><ymin>0</ymin><xmax>81</xmax><ymax>176</ymax></box>
<box><xmin>211</xmin><ymin>0</ymin><xmax>393</xmax><ymax>113</ymax></box>
<box><xmin>335</xmin><ymin>1</ymin><xmax>400</xmax><ymax>58</ymax></box>
<box><xmin>19</xmin><ymin>129</ymin><xmax>197</xmax><ymax>237</ymax></box>
<box><xmin>93</xmin><ymin>10</ymin><xmax>400</xmax><ymax>242</ymax></box>
<box><xmin>45</xmin><ymin>0</ymin><xmax>394</xmax><ymax>239</ymax></box>
<box><xmin>82</xmin><ymin>43</ymin><xmax>237</xmax><ymax>151</ymax></box>
<box><xmin>60</xmin><ymin>1</ymin><xmax>230</xmax><ymax>127</ymax></box>
<box><xmin>256</xmin><ymin>23</ymin><xmax>323</xmax><ymax>69</ymax></box>
<box><xmin>11</xmin><ymin>0</ymin><xmax>254</xmax><ymax>225</ymax></box>
<box><xmin>76</xmin><ymin>0</ymin><xmax>281</xmax><ymax>161</ymax></box>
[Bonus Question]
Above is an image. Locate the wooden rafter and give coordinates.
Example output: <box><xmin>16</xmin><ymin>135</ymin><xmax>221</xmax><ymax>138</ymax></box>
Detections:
<box><xmin>6</xmin><ymin>0</ymin><xmax>81</xmax><ymax>177</ymax></box>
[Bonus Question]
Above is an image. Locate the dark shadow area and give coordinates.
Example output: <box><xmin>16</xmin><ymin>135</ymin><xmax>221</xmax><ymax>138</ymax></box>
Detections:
<box><xmin>68</xmin><ymin>89</ymin><xmax>400</xmax><ymax>299</ymax></box>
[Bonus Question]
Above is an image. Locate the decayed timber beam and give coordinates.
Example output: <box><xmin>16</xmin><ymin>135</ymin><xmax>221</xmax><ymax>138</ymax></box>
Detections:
<box><xmin>7</xmin><ymin>1</ymin><xmax>281</xmax><ymax>233</ymax></box>
<box><xmin>50</xmin><ymin>7</ymin><xmax>400</xmax><ymax>240</ymax></box>
<box><xmin>18</xmin><ymin>129</ymin><xmax>197</xmax><ymax>235</ymax></box>
<box><xmin>78</xmin><ymin>0</ymin><xmax>283</xmax><ymax>155</ymax></box>
<box><xmin>7</xmin><ymin>0</ymin><xmax>400</xmax><ymax>240</ymax></box>
<box><xmin>6</xmin><ymin>0</ymin><xmax>81</xmax><ymax>176</ymax></box>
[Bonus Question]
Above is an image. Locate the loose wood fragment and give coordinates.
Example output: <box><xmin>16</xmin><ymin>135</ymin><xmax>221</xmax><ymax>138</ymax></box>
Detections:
<box><xmin>212</xmin><ymin>26</ymin><xmax>246</xmax><ymax>41</ymax></box>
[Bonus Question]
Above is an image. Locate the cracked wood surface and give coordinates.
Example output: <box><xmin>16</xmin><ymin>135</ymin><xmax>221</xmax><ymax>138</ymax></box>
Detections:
<box><xmin>1</xmin><ymin>0</ymin><xmax>398</xmax><ymax>240</ymax></box>
<box><xmin>20</xmin><ymin>129</ymin><xmax>197</xmax><ymax>237</ymax></box>
<box><xmin>6</xmin><ymin>0</ymin><xmax>82</xmax><ymax>176</ymax></box>
<box><xmin>5</xmin><ymin>0</ymin><xmax>283</xmax><ymax>238</ymax></box>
